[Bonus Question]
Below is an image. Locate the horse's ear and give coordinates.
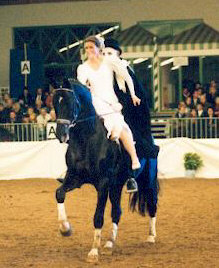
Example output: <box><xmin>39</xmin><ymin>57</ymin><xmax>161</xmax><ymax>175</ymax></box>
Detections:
<box><xmin>62</xmin><ymin>78</ymin><xmax>71</xmax><ymax>89</ymax></box>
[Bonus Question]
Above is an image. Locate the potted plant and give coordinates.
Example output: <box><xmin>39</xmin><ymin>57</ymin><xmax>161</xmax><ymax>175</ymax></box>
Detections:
<box><xmin>184</xmin><ymin>152</ymin><xmax>203</xmax><ymax>178</ymax></box>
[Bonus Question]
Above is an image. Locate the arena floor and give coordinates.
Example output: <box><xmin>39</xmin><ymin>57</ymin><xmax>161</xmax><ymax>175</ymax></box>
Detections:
<box><xmin>0</xmin><ymin>179</ymin><xmax>218</xmax><ymax>268</ymax></box>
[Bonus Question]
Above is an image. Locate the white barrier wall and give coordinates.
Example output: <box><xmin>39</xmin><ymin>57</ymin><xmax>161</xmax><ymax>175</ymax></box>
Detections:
<box><xmin>0</xmin><ymin>138</ymin><xmax>218</xmax><ymax>180</ymax></box>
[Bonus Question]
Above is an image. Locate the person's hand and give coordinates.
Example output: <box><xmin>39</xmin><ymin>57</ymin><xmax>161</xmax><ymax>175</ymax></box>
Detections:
<box><xmin>131</xmin><ymin>95</ymin><xmax>141</xmax><ymax>106</ymax></box>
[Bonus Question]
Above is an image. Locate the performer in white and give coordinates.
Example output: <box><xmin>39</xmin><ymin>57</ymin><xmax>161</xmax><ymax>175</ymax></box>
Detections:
<box><xmin>77</xmin><ymin>35</ymin><xmax>141</xmax><ymax>192</ymax></box>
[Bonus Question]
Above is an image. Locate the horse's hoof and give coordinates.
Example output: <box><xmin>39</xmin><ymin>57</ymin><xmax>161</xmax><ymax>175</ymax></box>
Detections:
<box><xmin>59</xmin><ymin>222</ymin><xmax>72</xmax><ymax>237</ymax></box>
<box><xmin>102</xmin><ymin>241</ymin><xmax>114</xmax><ymax>255</ymax></box>
<box><xmin>146</xmin><ymin>235</ymin><xmax>156</xmax><ymax>243</ymax></box>
<box><xmin>87</xmin><ymin>249</ymin><xmax>99</xmax><ymax>263</ymax></box>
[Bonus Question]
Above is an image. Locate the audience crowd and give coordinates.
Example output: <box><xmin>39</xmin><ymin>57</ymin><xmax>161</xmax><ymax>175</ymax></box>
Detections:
<box><xmin>0</xmin><ymin>80</ymin><xmax>218</xmax><ymax>140</ymax></box>
<box><xmin>174</xmin><ymin>80</ymin><xmax>218</xmax><ymax>138</ymax></box>
<box><xmin>0</xmin><ymin>87</ymin><xmax>56</xmax><ymax>140</ymax></box>
<box><xmin>175</xmin><ymin>80</ymin><xmax>219</xmax><ymax>119</ymax></box>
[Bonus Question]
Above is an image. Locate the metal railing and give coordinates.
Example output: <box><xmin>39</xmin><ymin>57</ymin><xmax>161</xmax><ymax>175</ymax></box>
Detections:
<box><xmin>151</xmin><ymin>117</ymin><xmax>219</xmax><ymax>139</ymax></box>
<box><xmin>0</xmin><ymin>118</ymin><xmax>218</xmax><ymax>142</ymax></box>
<box><xmin>0</xmin><ymin>123</ymin><xmax>47</xmax><ymax>141</ymax></box>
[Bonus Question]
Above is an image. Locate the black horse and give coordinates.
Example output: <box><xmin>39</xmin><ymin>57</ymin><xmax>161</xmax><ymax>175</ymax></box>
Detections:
<box><xmin>53</xmin><ymin>80</ymin><xmax>159</xmax><ymax>262</ymax></box>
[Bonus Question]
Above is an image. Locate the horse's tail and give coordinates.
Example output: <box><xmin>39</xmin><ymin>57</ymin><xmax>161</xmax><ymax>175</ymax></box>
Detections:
<box><xmin>129</xmin><ymin>158</ymin><xmax>159</xmax><ymax>217</ymax></box>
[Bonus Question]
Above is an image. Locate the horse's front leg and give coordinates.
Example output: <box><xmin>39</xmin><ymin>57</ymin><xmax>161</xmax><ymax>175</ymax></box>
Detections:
<box><xmin>87</xmin><ymin>178</ymin><xmax>109</xmax><ymax>263</ymax></box>
<box><xmin>103</xmin><ymin>184</ymin><xmax>122</xmax><ymax>254</ymax></box>
<box><xmin>56</xmin><ymin>183</ymin><xmax>72</xmax><ymax>236</ymax></box>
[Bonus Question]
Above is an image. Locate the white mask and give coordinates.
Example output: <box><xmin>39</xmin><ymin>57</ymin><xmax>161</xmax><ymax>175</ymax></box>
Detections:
<box><xmin>102</xmin><ymin>47</ymin><xmax>119</xmax><ymax>58</ymax></box>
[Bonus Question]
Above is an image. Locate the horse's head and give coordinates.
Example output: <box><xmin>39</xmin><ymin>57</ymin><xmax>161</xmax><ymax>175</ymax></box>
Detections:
<box><xmin>53</xmin><ymin>88</ymin><xmax>81</xmax><ymax>143</ymax></box>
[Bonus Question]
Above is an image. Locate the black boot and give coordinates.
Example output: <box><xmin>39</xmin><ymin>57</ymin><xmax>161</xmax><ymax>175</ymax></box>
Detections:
<box><xmin>126</xmin><ymin>177</ymin><xmax>138</xmax><ymax>193</ymax></box>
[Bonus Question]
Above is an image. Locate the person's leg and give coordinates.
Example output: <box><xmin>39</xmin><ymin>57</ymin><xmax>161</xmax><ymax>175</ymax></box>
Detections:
<box><xmin>119</xmin><ymin>126</ymin><xmax>140</xmax><ymax>170</ymax></box>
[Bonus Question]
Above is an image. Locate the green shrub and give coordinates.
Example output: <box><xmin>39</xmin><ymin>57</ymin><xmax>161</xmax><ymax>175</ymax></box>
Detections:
<box><xmin>184</xmin><ymin>153</ymin><xmax>203</xmax><ymax>170</ymax></box>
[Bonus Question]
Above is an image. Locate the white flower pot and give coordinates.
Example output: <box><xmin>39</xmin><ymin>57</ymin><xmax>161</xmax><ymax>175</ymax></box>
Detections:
<box><xmin>185</xmin><ymin>169</ymin><xmax>196</xmax><ymax>178</ymax></box>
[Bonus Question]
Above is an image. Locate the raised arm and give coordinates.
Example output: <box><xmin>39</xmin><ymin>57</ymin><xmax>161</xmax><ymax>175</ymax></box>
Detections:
<box><xmin>105</xmin><ymin>56</ymin><xmax>141</xmax><ymax>106</ymax></box>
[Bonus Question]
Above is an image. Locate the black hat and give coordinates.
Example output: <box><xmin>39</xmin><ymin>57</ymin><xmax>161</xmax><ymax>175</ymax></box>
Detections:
<box><xmin>104</xmin><ymin>38</ymin><xmax>122</xmax><ymax>55</ymax></box>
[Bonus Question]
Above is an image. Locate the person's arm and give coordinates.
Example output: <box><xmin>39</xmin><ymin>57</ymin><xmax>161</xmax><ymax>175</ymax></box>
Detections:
<box><xmin>77</xmin><ymin>64</ymin><xmax>87</xmax><ymax>85</ymax></box>
<box><xmin>106</xmin><ymin>57</ymin><xmax>141</xmax><ymax>106</ymax></box>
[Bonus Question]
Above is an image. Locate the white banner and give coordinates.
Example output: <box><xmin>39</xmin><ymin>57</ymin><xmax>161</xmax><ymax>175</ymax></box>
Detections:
<box><xmin>0</xmin><ymin>138</ymin><xmax>218</xmax><ymax>180</ymax></box>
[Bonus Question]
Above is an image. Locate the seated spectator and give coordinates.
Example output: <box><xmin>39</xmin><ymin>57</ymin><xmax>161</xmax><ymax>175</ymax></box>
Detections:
<box><xmin>200</xmin><ymin>94</ymin><xmax>210</xmax><ymax>111</ymax></box>
<box><xmin>35</xmin><ymin>99</ymin><xmax>43</xmax><ymax>115</ymax></box>
<box><xmin>4</xmin><ymin>98</ymin><xmax>14</xmax><ymax>122</ymax></box>
<box><xmin>207</xmin><ymin>107</ymin><xmax>215</xmax><ymax>125</ymax></box>
<box><xmin>49</xmin><ymin>109</ymin><xmax>56</xmax><ymax>122</ymax></box>
<box><xmin>35</xmin><ymin>88</ymin><xmax>46</xmax><ymax>107</ymax></box>
<box><xmin>0</xmin><ymin>103</ymin><xmax>7</xmax><ymax>123</ymax></box>
<box><xmin>19</xmin><ymin>87</ymin><xmax>34</xmax><ymax>109</ymax></box>
<box><xmin>7</xmin><ymin>111</ymin><xmax>18</xmax><ymax>124</ymax></box>
<box><xmin>188</xmin><ymin>108</ymin><xmax>198</xmax><ymax>138</ymax></box>
<box><xmin>206</xmin><ymin>106</ymin><xmax>216</xmax><ymax>137</ymax></box>
<box><xmin>207</xmin><ymin>85</ymin><xmax>217</xmax><ymax>106</ymax></box>
<box><xmin>37</xmin><ymin>108</ymin><xmax>51</xmax><ymax>140</ymax></box>
<box><xmin>30</xmin><ymin>113</ymin><xmax>37</xmax><ymax>123</ymax></box>
<box><xmin>190</xmin><ymin>108</ymin><xmax>197</xmax><ymax>118</ymax></box>
<box><xmin>184</xmin><ymin>96</ymin><xmax>192</xmax><ymax>115</ymax></box>
<box><xmin>175</xmin><ymin>102</ymin><xmax>187</xmax><ymax>118</ymax></box>
<box><xmin>197</xmin><ymin>103</ymin><xmax>207</xmax><ymax>118</ymax></box>
<box><xmin>191</xmin><ymin>90</ymin><xmax>200</xmax><ymax>108</ymax></box>
<box><xmin>45</xmin><ymin>88</ymin><xmax>54</xmax><ymax>111</ymax></box>
<box><xmin>12</xmin><ymin>102</ymin><xmax>24</xmax><ymax>123</ymax></box>
<box><xmin>27</xmin><ymin>107</ymin><xmax>36</xmax><ymax>118</ymax></box>
<box><xmin>215</xmin><ymin>96</ymin><xmax>219</xmax><ymax>118</ymax></box>
<box><xmin>194</xmin><ymin>81</ymin><xmax>202</xmax><ymax>91</ymax></box>
<box><xmin>182</xmin><ymin>87</ymin><xmax>190</xmax><ymax>100</ymax></box>
<box><xmin>2</xmin><ymin>93</ymin><xmax>10</xmax><ymax>106</ymax></box>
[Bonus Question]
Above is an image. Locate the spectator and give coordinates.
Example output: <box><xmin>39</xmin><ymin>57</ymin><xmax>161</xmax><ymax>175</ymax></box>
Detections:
<box><xmin>27</xmin><ymin>107</ymin><xmax>35</xmax><ymax>117</ymax></box>
<box><xmin>194</xmin><ymin>82</ymin><xmax>202</xmax><ymax>91</ymax></box>
<box><xmin>191</xmin><ymin>90</ymin><xmax>200</xmax><ymax>108</ymax></box>
<box><xmin>0</xmin><ymin>103</ymin><xmax>7</xmax><ymax>123</ymax></box>
<box><xmin>2</xmin><ymin>93</ymin><xmax>10</xmax><ymax>106</ymax></box>
<box><xmin>214</xmin><ymin>96</ymin><xmax>219</xmax><ymax>118</ymax></box>
<box><xmin>200</xmin><ymin>94</ymin><xmax>210</xmax><ymax>111</ymax></box>
<box><xmin>182</xmin><ymin>87</ymin><xmax>190</xmax><ymax>100</ymax></box>
<box><xmin>35</xmin><ymin>88</ymin><xmax>46</xmax><ymax>107</ymax></box>
<box><xmin>49</xmin><ymin>109</ymin><xmax>56</xmax><ymax>122</ymax></box>
<box><xmin>184</xmin><ymin>96</ymin><xmax>192</xmax><ymax>115</ymax></box>
<box><xmin>19</xmin><ymin>87</ymin><xmax>33</xmax><ymax>109</ymax></box>
<box><xmin>35</xmin><ymin>99</ymin><xmax>43</xmax><ymax>115</ymax></box>
<box><xmin>175</xmin><ymin>102</ymin><xmax>187</xmax><ymax>118</ymax></box>
<box><xmin>37</xmin><ymin>108</ymin><xmax>51</xmax><ymax>140</ymax></box>
<box><xmin>29</xmin><ymin>113</ymin><xmax>37</xmax><ymax>123</ymax></box>
<box><xmin>4</xmin><ymin>98</ymin><xmax>14</xmax><ymax>122</ymax></box>
<box><xmin>12</xmin><ymin>102</ymin><xmax>23</xmax><ymax>123</ymax></box>
<box><xmin>188</xmin><ymin>108</ymin><xmax>198</xmax><ymax>138</ymax></box>
<box><xmin>45</xmin><ymin>88</ymin><xmax>54</xmax><ymax>111</ymax></box>
<box><xmin>197</xmin><ymin>103</ymin><xmax>207</xmax><ymax>118</ymax></box>
<box><xmin>207</xmin><ymin>86</ymin><xmax>217</xmax><ymax>106</ymax></box>
<box><xmin>206</xmin><ymin>106</ymin><xmax>216</xmax><ymax>137</ymax></box>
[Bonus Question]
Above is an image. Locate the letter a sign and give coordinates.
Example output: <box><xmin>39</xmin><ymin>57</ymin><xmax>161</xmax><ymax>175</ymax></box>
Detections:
<box><xmin>21</xmin><ymin>61</ymin><xmax>30</xmax><ymax>74</ymax></box>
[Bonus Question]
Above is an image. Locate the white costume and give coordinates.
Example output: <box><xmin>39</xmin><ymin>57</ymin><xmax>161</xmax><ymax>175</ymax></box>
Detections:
<box><xmin>77</xmin><ymin>57</ymin><xmax>136</xmax><ymax>138</ymax></box>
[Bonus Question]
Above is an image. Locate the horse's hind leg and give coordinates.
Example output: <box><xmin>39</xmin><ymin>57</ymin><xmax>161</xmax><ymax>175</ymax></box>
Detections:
<box><xmin>56</xmin><ymin>173</ymin><xmax>72</xmax><ymax>236</ymax></box>
<box><xmin>146</xmin><ymin>158</ymin><xmax>158</xmax><ymax>243</ymax></box>
<box><xmin>103</xmin><ymin>184</ymin><xmax>123</xmax><ymax>254</ymax></box>
<box><xmin>87</xmin><ymin>178</ymin><xmax>109</xmax><ymax>263</ymax></box>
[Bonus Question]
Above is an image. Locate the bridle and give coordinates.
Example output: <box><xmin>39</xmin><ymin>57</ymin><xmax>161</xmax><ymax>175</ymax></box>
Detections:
<box><xmin>55</xmin><ymin>88</ymin><xmax>80</xmax><ymax>129</ymax></box>
<box><xmin>55</xmin><ymin>87</ymin><xmax>120</xmax><ymax>130</ymax></box>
